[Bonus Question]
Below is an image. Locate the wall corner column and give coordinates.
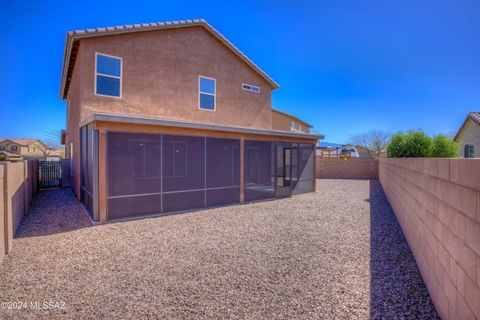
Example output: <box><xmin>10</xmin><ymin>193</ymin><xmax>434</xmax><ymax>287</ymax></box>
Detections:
<box><xmin>240</xmin><ymin>137</ymin><xmax>245</xmax><ymax>203</ymax></box>
<box><xmin>22</xmin><ymin>160</ymin><xmax>28</xmax><ymax>216</ymax></box>
<box><xmin>98</xmin><ymin>128</ymin><xmax>107</xmax><ymax>222</ymax></box>
<box><xmin>2</xmin><ymin>163</ymin><xmax>12</xmax><ymax>255</ymax></box>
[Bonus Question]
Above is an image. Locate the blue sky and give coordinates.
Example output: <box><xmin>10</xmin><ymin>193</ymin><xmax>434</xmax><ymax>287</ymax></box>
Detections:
<box><xmin>1</xmin><ymin>0</ymin><xmax>479</xmax><ymax>143</ymax></box>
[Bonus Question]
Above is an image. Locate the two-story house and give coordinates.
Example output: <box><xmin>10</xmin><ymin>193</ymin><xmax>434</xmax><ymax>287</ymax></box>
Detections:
<box><xmin>0</xmin><ymin>138</ymin><xmax>50</xmax><ymax>159</ymax></box>
<box><xmin>60</xmin><ymin>19</ymin><xmax>322</xmax><ymax>222</ymax></box>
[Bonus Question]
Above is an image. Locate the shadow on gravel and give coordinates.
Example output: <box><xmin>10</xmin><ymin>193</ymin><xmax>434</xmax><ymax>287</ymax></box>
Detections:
<box><xmin>15</xmin><ymin>188</ymin><xmax>92</xmax><ymax>238</ymax></box>
<box><xmin>368</xmin><ymin>180</ymin><xmax>439</xmax><ymax>319</ymax></box>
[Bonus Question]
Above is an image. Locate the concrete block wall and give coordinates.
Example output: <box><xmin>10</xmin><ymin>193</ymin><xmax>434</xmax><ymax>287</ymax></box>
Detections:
<box><xmin>0</xmin><ymin>166</ymin><xmax>4</xmax><ymax>264</ymax></box>
<box><xmin>316</xmin><ymin>157</ymin><xmax>378</xmax><ymax>179</ymax></box>
<box><xmin>1</xmin><ymin>160</ymin><xmax>38</xmax><ymax>264</ymax></box>
<box><xmin>379</xmin><ymin>159</ymin><xmax>480</xmax><ymax>319</ymax></box>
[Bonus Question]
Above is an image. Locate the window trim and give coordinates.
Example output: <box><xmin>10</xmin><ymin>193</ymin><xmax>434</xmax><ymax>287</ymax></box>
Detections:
<box><xmin>198</xmin><ymin>76</ymin><xmax>216</xmax><ymax>111</ymax></box>
<box><xmin>242</xmin><ymin>83</ymin><xmax>260</xmax><ymax>93</ymax></box>
<box><xmin>94</xmin><ymin>52</ymin><xmax>123</xmax><ymax>99</ymax></box>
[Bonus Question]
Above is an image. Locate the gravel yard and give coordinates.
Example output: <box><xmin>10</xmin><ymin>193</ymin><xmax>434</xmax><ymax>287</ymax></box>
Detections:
<box><xmin>0</xmin><ymin>179</ymin><xmax>438</xmax><ymax>319</ymax></box>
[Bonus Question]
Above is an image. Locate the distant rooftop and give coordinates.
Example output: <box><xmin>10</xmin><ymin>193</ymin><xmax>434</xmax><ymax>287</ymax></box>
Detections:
<box><xmin>0</xmin><ymin>138</ymin><xmax>39</xmax><ymax>146</ymax></box>
<box><xmin>454</xmin><ymin>111</ymin><xmax>480</xmax><ymax>141</ymax></box>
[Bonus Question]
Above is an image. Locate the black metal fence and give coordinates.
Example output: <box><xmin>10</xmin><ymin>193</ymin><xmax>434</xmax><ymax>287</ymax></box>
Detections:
<box><xmin>38</xmin><ymin>161</ymin><xmax>62</xmax><ymax>189</ymax></box>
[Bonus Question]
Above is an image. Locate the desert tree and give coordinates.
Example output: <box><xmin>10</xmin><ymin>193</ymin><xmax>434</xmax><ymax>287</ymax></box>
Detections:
<box><xmin>38</xmin><ymin>130</ymin><xmax>62</xmax><ymax>158</ymax></box>
<box><xmin>348</xmin><ymin>129</ymin><xmax>391</xmax><ymax>157</ymax></box>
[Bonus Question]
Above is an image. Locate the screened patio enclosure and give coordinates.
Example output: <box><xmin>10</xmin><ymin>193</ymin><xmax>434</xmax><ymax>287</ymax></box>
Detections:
<box><xmin>80</xmin><ymin>129</ymin><xmax>315</xmax><ymax>221</ymax></box>
<box><xmin>244</xmin><ymin>140</ymin><xmax>315</xmax><ymax>202</ymax></box>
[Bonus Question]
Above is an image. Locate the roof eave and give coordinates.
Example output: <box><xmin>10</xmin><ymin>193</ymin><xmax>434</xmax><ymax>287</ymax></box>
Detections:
<box><xmin>454</xmin><ymin>114</ymin><xmax>480</xmax><ymax>141</ymax></box>
<box><xmin>82</xmin><ymin>112</ymin><xmax>324</xmax><ymax>140</ymax></box>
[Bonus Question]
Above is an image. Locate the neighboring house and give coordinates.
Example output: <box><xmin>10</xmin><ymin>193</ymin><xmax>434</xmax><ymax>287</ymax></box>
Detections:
<box><xmin>454</xmin><ymin>112</ymin><xmax>480</xmax><ymax>158</ymax></box>
<box><xmin>0</xmin><ymin>151</ymin><xmax>22</xmax><ymax>161</ymax></box>
<box><xmin>60</xmin><ymin>19</ymin><xmax>323</xmax><ymax>223</ymax></box>
<box><xmin>44</xmin><ymin>148</ymin><xmax>66</xmax><ymax>161</ymax></box>
<box><xmin>0</xmin><ymin>138</ymin><xmax>51</xmax><ymax>159</ymax></box>
<box><xmin>316</xmin><ymin>144</ymin><xmax>385</xmax><ymax>158</ymax></box>
<box><xmin>352</xmin><ymin>146</ymin><xmax>371</xmax><ymax>158</ymax></box>
<box><xmin>353</xmin><ymin>145</ymin><xmax>387</xmax><ymax>158</ymax></box>
<box><xmin>272</xmin><ymin>109</ymin><xmax>312</xmax><ymax>133</ymax></box>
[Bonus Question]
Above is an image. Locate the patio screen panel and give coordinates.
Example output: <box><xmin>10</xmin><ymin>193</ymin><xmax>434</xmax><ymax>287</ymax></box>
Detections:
<box><xmin>80</xmin><ymin>124</ymin><xmax>96</xmax><ymax>217</ymax></box>
<box><xmin>110</xmin><ymin>133</ymin><xmax>240</xmax><ymax>218</ymax></box>
<box><xmin>244</xmin><ymin>140</ymin><xmax>275</xmax><ymax>201</ymax></box>
<box><xmin>107</xmin><ymin>132</ymin><xmax>162</xmax><ymax>219</ymax></box>
<box><xmin>293</xmin><ymin>143</ymin><xmax>315</xmax><ymax>194</ymax></box>
<box><xmin>162</xmin><ymin>135</ymin><xmax>205</xmax><ymax>213</ymax></box>
<box><xmin>206</xmin><ymin>138</ymin><xmax>240</xmax><ymax>206</ymax></box>
<box><xmin>106</xmin><ymin>133</ymin><xmax>311</xmax><ymax>219</ymax></box>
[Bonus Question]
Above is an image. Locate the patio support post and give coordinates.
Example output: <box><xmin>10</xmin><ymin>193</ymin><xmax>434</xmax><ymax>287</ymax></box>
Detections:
<box><xmin>240</xmin><ymin>137</ymin><xmax>245</xmax><ymax>203</ymax></box>
<box><xmin>98</xmin><ymin>128</ymin><xmax>107</xmax><ymax>222</ymax></box>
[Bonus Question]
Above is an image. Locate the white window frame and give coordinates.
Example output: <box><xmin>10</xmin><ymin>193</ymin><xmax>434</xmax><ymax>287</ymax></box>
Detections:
<box><xmin>242</xmin><ymin>83</ymin><xmax>260</xmax><ymax>93</ymax></box>
<box><xmin>198</xmin><ymin>76</ymin><xmax>216</xmax><ymax>111</ymax></box>
<box><xmin>95</xmin><ymin>52</ymin><xmax>123</xmax><ymax>98</ymax></box>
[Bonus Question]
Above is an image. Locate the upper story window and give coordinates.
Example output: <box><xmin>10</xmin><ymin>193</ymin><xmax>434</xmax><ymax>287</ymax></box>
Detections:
<box><xmin>242</xmin><ymin>84</ymin><xmax>260</xmax><ymax>93</ymax></box>
<box><xmin>11</xmin><ymin>145</ymin><xmax>18</xmax><ymax>152</ymax></box>
<box><xmin>291</xmin><ymin>121</ymin><xmax>299</xmax><ymax>131</ymax></box>
<box><xmin>199</xmin><ymin>76</ymin><xmax>215</xmax><ymax>110</ymax></box>
<box><xmin>95</xmin><ymin>53</ymin><xmax>122</xmax><ymax>98</ymax></box>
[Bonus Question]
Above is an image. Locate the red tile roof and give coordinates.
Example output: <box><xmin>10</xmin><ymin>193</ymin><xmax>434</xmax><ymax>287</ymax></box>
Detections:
<box><xmin>0</xmin><ymin>138</ymin><xmax>39</xmax><ymax>146</ymax></box>
<box><xmin>454</xmin><ymin>112</ymin><xmax>480</xmax><ymax>141</ymax></box>
<box><xmin>468</xmin><ymin>112</ymin><xmax>480</xmax><ymax>125</ymax></box>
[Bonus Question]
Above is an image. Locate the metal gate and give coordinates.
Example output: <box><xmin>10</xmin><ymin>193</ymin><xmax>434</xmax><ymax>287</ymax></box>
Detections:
<box><xmin>39</xmin><ymin>161</ymin><xmax>62</xmax><ymax>189</ymax></box>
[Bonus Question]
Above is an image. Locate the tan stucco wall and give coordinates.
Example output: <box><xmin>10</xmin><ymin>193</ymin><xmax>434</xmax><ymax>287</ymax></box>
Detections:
<box><xmin>65</xmin><ymin>26</ymin><xmax>277</xmax><ymax>199</ymax></box>
<box><xmin>0</xmin><ymin>166</ymin><xmax>4</xmax><ymax>264</ymax></box>
<box><xmin>24</xmin><ymin>141</ymin><xmax>44</xmax><ymax>154</ymax></box>
<box><xmin>65</xmin><ymin>47</ymin><xmax>83</xmax><ymax>199</ymax></box>
<box><xmin>456</xmin><ymin>119</ymin><xmax>480</xmax><ymax>158</ymax></box>
<box><xmin>316</xmin><ymin>158</ymin><xmax>378</xmax><ymax>179</ymax></box>
<box><xmin>73</xmin><ymin>27</ymin><xmax>273</xmax><ymax>129</ymax></box>
<box><xmin>0</xmin><ymin>161</ymin><xmax>38</xmax><ymax>261</ymax></box>
<box><xmin>379</xmin><ymin>159</ymin><xmax>480</xmax><ymax>319</ymax></box>
<box><xmin>272</xmin><ymin>111</ymin><xmax>310</xmax><ymax>133</ymax></box>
